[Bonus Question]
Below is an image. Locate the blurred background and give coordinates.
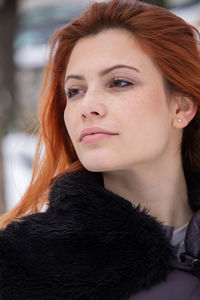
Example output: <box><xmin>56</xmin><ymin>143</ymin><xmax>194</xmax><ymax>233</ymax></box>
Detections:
<box><xmin>0</xmin><ymin>0</ymin><xmax>200</xmax><ymax>213</ymax></box>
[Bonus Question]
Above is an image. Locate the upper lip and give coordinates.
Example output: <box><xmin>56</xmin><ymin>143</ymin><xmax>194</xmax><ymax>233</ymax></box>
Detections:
<box><xmin>79</xmin><ymin>127</ymin><xmax>118</xmax><ymax>141</ymax></box>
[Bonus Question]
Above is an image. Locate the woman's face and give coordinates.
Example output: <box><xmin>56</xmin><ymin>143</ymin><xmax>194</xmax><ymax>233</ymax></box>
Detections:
<box><xmin>64</xmin><ymin>28</ymin><xmax>180</xmax><ymax>172</ymax></box>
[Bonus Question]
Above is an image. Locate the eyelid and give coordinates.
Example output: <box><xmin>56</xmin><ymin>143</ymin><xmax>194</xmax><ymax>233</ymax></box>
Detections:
<box><xmin>110</xmin><ymin>76</ymin><xmax>133</xmax><ymax>83</ymax></box>
<box><xmin>107</xmin><ymin>77</ymin><xmax>134</xmax><ymax>87</ymax></box>
<box><xmin>65</xmin><ymin>84</ymin><xmax>85</xmax><ymax>91</ymax></box>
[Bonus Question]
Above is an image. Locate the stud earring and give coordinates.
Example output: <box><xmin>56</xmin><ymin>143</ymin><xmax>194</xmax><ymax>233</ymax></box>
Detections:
<box><xmin>177</xmin><ymin>118</ymin><xmax>182</xmax><ymax>123</ymax></box>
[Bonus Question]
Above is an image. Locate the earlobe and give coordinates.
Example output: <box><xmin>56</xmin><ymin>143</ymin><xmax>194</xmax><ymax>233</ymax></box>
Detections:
<box><xmin>172</xmin><ymin>96</ymin><xmax>198</xmax><ymax>129</ymax></box>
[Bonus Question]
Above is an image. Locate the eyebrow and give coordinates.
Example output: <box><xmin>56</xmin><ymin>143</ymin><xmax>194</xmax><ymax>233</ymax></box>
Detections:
<box><xmin>65</xmin><ymin>64</ymin><xmax>140</xmax><ymax>82</ymax></box>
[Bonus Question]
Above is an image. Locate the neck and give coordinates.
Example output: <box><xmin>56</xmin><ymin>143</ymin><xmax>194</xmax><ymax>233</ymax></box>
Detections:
<box><xmin>103</xmin><ymin>156</ymin><xmax>194</xmax><ymax>229</ymax></box>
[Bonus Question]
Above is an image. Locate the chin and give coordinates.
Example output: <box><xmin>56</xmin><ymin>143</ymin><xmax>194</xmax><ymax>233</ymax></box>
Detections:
<box><xmin>78</xmin><ymin>150</ymin><xmax>121</xmax><ymax>172</ymax></box>
<box><xmin>81</xmin><ymin>161</ymin><xmax>116</xmax><ymax>173</ymax></box>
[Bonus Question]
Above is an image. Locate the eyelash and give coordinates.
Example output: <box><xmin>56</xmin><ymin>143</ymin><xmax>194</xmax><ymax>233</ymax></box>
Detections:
<box><xmin>65</xmin><ymin>79</ymin><xmax>133</xmax><ymax>100</ymax></box>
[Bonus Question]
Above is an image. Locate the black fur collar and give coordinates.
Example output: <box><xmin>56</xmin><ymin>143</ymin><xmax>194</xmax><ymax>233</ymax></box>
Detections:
<box><xmin>1</xmin><ymin>169</ymin><xmax>200</xmax><ymax>299</ymax></box>
<box><xmin>47</xmin><ymin>169</ymin><xmax>176</xmax><ymax>298</ymax></box>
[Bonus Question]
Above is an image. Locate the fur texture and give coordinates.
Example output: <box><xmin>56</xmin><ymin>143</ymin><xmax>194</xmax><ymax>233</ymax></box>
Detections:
<box><xmin>0</xmin><ymin>169</ymin><xmax>200</xmax><ymax>299</ymax></box>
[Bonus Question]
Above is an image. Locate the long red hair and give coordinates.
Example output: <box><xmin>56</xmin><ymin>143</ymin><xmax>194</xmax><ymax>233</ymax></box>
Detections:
<box><xmin>1</xmin><ymin>0</ymin><xmax>200</xmax><ymax>228</ymax></box>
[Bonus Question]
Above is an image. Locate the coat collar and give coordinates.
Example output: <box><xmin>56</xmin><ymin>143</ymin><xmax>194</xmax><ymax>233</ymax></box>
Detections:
<box><xmin>2</xmin><ymin>169</ymin><xmax>200</xmax><ymax>299</ymax></box>
<box><xmin>46</xmin><ymin>168</ymin><xmax>200</xmax><ymax>296</ymax></box>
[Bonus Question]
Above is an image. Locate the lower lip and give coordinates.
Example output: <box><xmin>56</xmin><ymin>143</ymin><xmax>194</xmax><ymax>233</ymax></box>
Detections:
<box><xmin>81</xmin><ymin>133</ymin><xmax>117</xmax><ymax>144</ymax></box>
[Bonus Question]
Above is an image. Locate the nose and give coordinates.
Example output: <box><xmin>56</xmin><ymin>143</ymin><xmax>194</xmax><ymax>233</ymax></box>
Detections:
<box><xmin>80</xmin><ymin>89</ymin><xmax>107</xmax><ymax>120</ymax></box>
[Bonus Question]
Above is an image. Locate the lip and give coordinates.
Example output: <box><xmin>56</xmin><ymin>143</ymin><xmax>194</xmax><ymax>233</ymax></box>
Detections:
<box><xmin>79</xmin><ymin>127</ymin><xmax>118</xmax><ymax>142</ymax></box>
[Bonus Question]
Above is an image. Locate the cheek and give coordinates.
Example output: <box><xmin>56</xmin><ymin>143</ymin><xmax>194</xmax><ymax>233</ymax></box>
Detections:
<box><xmin>123</xmin><ymin>86</ymin><xmax>171</xmax><ymax>123</ymax></box>
<box><xmin>63</xmin><ymin>106</ymin><xmax>74</xmax><ymax>140</ymax></box>
<box><xmin>120</xmin><ymin>90</ymin><xmax>172</xmax><ymax>145</ymax></box>
<box><xmin>63</xmin><ymin>107</ymin><xmax>69</xmax><ymax>129</ymax></box>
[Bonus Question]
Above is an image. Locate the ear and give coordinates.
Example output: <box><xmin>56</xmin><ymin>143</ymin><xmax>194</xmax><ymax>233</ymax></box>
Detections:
<box><xmin>171</xmin><ymin>96</ymin><xmax>198</xmax><ymax>129</ymax></box>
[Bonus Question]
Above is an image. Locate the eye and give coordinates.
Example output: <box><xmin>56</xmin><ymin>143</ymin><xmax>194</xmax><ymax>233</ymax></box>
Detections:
<box><xmin>66</xmin><ymin>88</ymin><xmax>85</xmax><ymax>100</ymax></box>
<box><xmin>109</xmin><ymin>79</ymin><xmax>133</xmax><ymax>89</ymax></box>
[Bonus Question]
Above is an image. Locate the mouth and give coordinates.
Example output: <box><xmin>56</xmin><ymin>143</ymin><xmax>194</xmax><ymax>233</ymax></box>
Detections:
<box><xmin>81</xmin><ymin>133</ymin><xmax>118</xmax><ymax>144</ymax></box>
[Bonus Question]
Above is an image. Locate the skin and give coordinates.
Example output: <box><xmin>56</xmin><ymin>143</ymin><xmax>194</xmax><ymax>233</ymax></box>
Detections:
<box><xmin>64</xmin><ymin>28</ymin><xmax>197</xmax><ymax>229</ymax></box>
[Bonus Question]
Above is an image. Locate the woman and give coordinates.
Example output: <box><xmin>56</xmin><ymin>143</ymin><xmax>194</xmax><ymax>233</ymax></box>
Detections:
<box><xmin>1</xmin><ymin>0</ymin><xmax>200</xmax><ymax>299</ymax></box>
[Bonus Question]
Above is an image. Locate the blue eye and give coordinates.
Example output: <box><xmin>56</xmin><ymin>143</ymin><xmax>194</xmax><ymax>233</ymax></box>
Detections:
<box><xmin>110</xmin><ymin>79</ymin><xmax>132</xmax><ymax>88</ymax></box>
<box><xmin>66</xmin><ymin>88</ymin><xmax>84</xmax><ymax>99</ymax></box>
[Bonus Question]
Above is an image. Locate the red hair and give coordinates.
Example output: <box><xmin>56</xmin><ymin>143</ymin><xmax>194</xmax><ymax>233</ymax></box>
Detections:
<box><xmin>1</xmin><ymin>0</ymin><xmax>200</xmax><ymax>228</ymax></box>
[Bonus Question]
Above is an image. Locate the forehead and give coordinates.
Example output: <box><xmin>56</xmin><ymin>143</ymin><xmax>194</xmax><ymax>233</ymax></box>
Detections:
<box><xmin>65</xmin><ymin>28</ymin><xmax>160</xmax><ymax>78</ymax></box>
